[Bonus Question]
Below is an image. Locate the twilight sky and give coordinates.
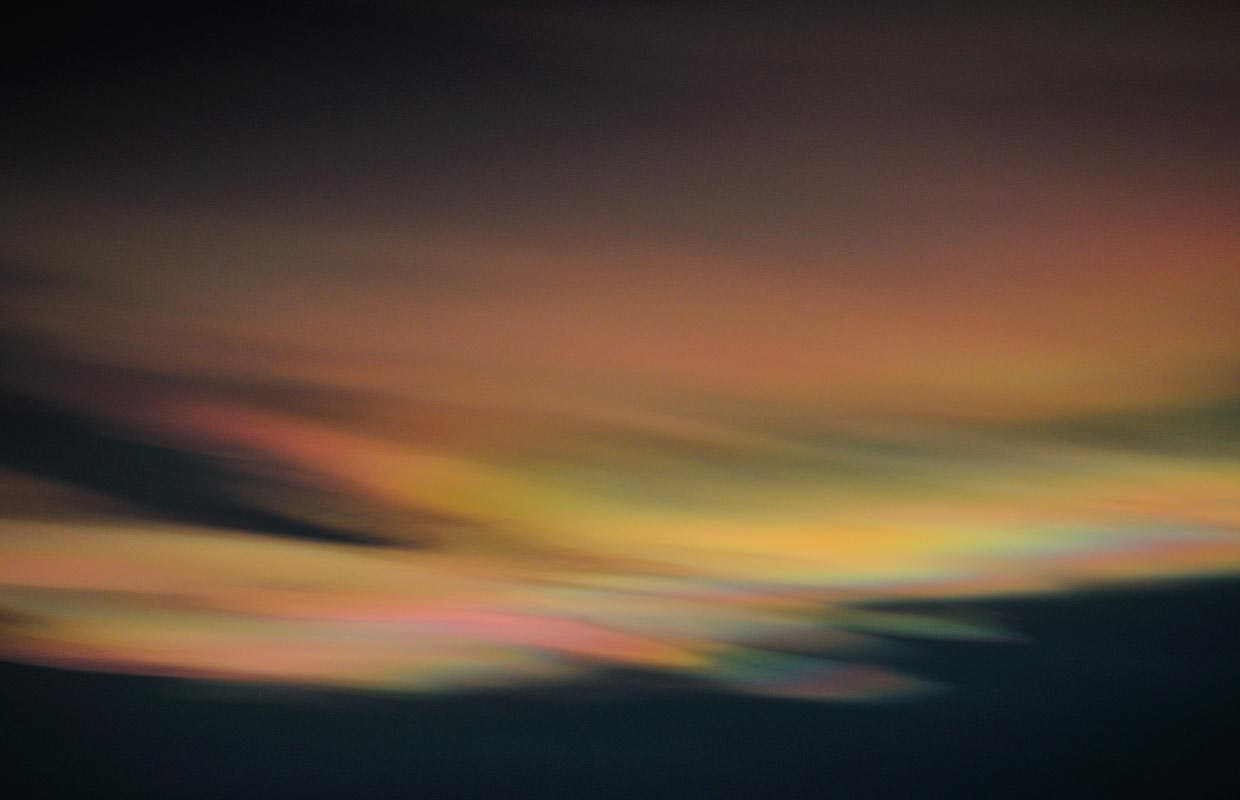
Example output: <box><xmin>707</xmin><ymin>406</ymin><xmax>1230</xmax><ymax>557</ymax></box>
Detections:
<box><xmin>2</xmin><ymin>1</ymin><xmax>1239</xmax><ymax>699</ymax></box>
<box><xmin>5</xmin><ymin>1</ymin><xmax>1239</xmax><ymax>417</ymax></box>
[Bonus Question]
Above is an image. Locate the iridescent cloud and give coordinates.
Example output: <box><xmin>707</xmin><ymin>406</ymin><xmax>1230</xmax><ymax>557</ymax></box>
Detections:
<box><xmin>2</xmin><ymin>1</ymin><xmax>1237</xmax><ymax>702</ymax></box>
<box><xmin>2</xmin><ymin>358</ymin><xmax>1237</xmax><ymax>700</ymax></box>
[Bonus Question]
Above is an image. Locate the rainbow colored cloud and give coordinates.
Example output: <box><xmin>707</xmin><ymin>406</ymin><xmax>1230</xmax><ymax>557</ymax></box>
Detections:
<box><xmin>2</xmin><ymin>367</ymin><xmax>1237</xmax><ymax>700</ymax></box>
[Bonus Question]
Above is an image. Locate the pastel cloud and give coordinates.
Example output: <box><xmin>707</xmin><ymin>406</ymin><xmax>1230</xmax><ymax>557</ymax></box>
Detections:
<box><xmin>2</xmin><ymin>369</ymin><xmax>1237</xmax><ymax>700</ymax></box>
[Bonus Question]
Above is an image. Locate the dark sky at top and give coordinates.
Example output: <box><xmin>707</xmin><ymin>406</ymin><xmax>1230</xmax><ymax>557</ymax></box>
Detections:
<box><xmin>8</xmin><ymin>1</ymin><xmax>1238</xmax><ymax>230</ymax></box>
<box><xmin>5</xmin><ymin>2</ymin><xmax>1238</xmax><ymax>422</ymax></box>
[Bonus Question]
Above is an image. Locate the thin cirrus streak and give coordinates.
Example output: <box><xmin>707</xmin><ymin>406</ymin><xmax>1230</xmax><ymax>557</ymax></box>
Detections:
<box><xmin>1</xmin><ymin>362</ymin><xmax>1238</xmax><ymax>701</ymax></box>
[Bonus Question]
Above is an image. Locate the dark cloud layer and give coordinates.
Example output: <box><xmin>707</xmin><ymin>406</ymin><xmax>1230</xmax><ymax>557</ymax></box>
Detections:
<box><xmin>0</xmin><ymin>392</ymin><xmax>392</xmax><ymax>545</ymax></box>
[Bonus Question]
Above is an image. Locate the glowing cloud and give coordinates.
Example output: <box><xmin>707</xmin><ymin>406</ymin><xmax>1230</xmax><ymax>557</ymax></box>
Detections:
<box><xmin>2</xmin><ymin>374</ymin><xmax>1237</xmax><ymax>700</ymax></box>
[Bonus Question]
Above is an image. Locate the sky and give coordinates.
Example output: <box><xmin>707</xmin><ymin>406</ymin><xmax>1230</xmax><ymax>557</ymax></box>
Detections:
<box><xmin>2</xmin><ymin>0</ymin><xmax>1239</xmax><ymax>710</ymax></box>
